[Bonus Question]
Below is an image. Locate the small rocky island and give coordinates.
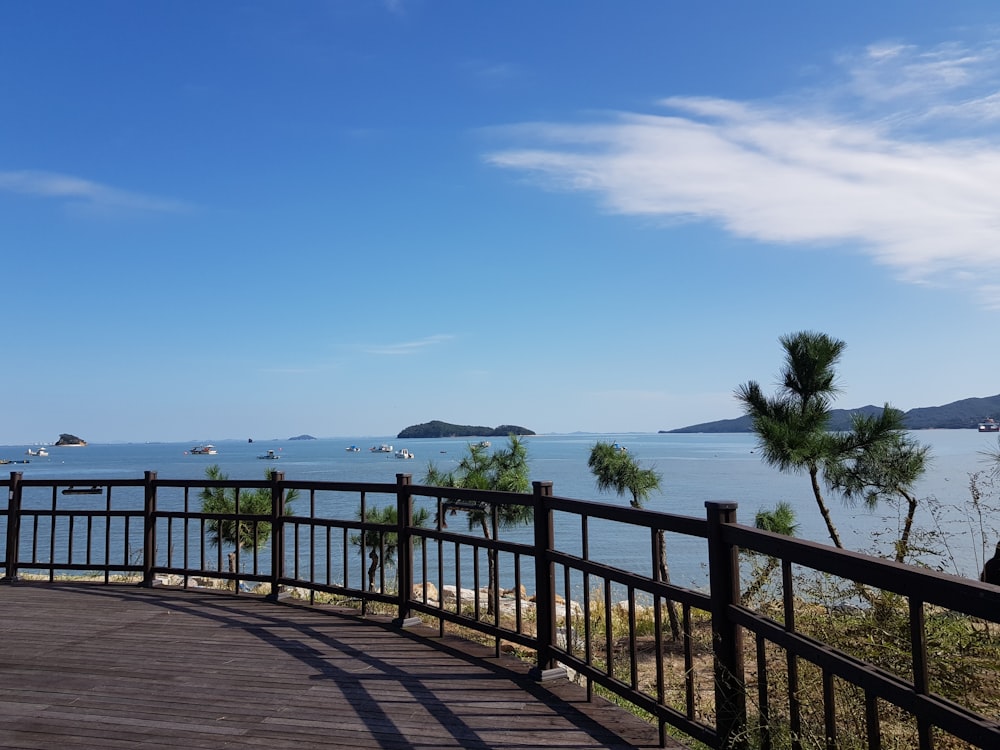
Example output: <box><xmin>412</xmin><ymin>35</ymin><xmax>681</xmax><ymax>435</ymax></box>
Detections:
<box><xmin>288</xmin><ymin>434</ymin><xmax>316</xmax><ymax>441</ymax></box>
<box><xmin>54</xmin><ymin>433</ymin><xmax>87</xmax><ymax>446</ymax></box>
<box><xmin>397</xmin><ymin>421</ymin><xmax>535</xmax><ymax>439</ymax></box>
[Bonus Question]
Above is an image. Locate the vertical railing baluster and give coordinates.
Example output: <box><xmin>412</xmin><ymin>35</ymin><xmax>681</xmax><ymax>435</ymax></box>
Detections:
<box><xmin>563</xmin><ymin>563</ymin><xmax>572</xmax><ymax>656</ymax></box>
<box><xmin>473</xmin><ymin>541</ymin><xmax>481</xmax><ymax>621</ymax></box>
<box><xmin>142</xmin><ymin>472</ymin><xmax>157</xmax><ymax>587</ymax></box>
<box><xmin>865</xmin><ymin>692</ymin><xmax>881</xmax><ymax>750</ymax></box>
<box><xmin>582</xmin><ymin>514</ymin><xmax>592</xmax><ymax>701</ymax></box>
<box><xmin>684</xmin><ymin>603</ymin><xmax>695</xmax><ymax>719</ymax></box>
<box><xmin>604</xmin><ymin>577</ymin><xmax>613</xmax><ymax>680</ymax></box>
<box><xmin>2</xmin><ymin>471</ymin><xmax>23</xmax><ymax>583</ymax></box>
<box><xmin>49</xmin><ymin>487</ymin><xmax>57</xmax><ymax>581</ymax></box>
<box><xmin>530</xmin><ymin>480</ymin><xmax>558</xmax><ymax>680</ymax></box>
<box><xmin>705</xmin><ymin>501</ymin><xmax>747</xmax><ymax>750</ymax></box>
<box><xmin>491</xmin><ymin>502</ymin><xmax>500</xmax><ymax>643</ymax></box>
<box><xmin>910</xmin><ymin>597</ymin><xmax>932</xmax><ymax>750</ymax></box>
<box><xmin>628</xmin><ymin>585</ymin><xmax>638</xmax><ymax>690</ymax></box>
<box><xmin>823</xmin><ymin>668</ymin><xmax>837</xmax><ymax>750</ymax></box>
<box><xmin>783</xmin><ymin>558</ymin><xmax>802</xmax><ymax>750</ymax></box>
<box><xmin>437</xmin><ymin>494</ymin><xmax>445</xmax><ymax>638</ymax></box>
<box><xmin>756</xmin><ymin>631</ymin><xmax>771</xmax><ymax>750</ymax></box>
<box><xmin>268</xmin><ymin>471</ymin><xmax>285</xmax><ymax>601</ymax></box>
<box><xmin>309</xmin><ymin>489</ymin><xmax>316</xmax><ymax>602</ymax></box>
<box><xmin>395</xmin><ymin>474</ymin><xmax>415</xmax><ymax>625</ymax></box>
<box><xmin>103</xmin><ymin>485</ymin><xmax>111</xmax><ymax>582</ymax></box>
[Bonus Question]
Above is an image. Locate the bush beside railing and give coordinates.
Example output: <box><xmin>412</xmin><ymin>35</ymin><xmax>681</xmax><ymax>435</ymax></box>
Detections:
<box><xmin>3</xmin><ymin>469</ymin><xmax>1000</xmax><ymax>749</ymax></box>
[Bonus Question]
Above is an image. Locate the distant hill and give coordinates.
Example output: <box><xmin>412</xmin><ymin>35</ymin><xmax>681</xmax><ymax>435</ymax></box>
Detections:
<box><xmin>288</xmin><ymin>435</ymin><xmax>316</xmax><ymax>441</ymax></box>
<box><xmin>398</xmin><ymin>420</ymin><xmax>535</xmax><ymax>439</ymax></box>
<box><xmin>664</xmin><ymin>394</ymin><xmax>1000</xmax><ymax>433</ymax></box>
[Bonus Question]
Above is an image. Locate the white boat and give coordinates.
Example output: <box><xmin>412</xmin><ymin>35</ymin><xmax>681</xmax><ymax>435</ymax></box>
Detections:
<box><xmin>345</xmin><ymin>445</ymin><xmax>361</xmax><ymax>452</ymax></box>
<box><xmin>189</xmin><ymin>445</ymin><xmax>217</xmax><ymax>455</ymax></box>
<box><xmin>258</xmin><ymin>449</ymin><xmax>280</xmax><ymax>460</ymax></box>
<box><xmin>370</xmin><ymin>444</ymin><xmax>393</xmax><ymax>453</ymax></box>
<box><xmin>477</xmin><ymin>441</ymin><xmax>491</xmax><ymax>448</ymax></box>
<box><xmin>979</xmin><ymin>418</ymin><xmax>999</xmax><ymax>433</ymax></box>
<box><xmin>25</xmin><ymin>447</ymin><xmax>49</xmax><ymax>457</ymax></box>
<box><xmin>394</xmin><ymin>448</ymin><xmax>414</xmax><ymax>459</ymax></box>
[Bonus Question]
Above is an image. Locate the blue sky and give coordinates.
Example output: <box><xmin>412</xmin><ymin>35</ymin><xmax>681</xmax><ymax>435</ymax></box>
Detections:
<box><xmin>4</xmin><ymin>2</ymin><xmax>1000</xmax><ymax>443</ymax></box>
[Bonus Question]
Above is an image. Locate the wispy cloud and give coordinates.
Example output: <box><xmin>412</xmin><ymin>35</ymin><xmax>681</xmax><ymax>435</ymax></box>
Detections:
<box><xmin>486</xmin><ymin>40</ymin><xmax>1000</xmax><ymax>307</ymax></box>
<box><xmin>0</xmin><ymin>170</ymin><xmax>191</xmax><ymax>216</ymax></box>
<box><xmin>364</xmin><ymin>334</ymin><xmax>454</xmax><ymax>355</ymax></box>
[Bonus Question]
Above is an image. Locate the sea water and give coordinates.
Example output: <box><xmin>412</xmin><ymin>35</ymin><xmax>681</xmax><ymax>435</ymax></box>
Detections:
<box><xmin>3</xmin><ymin>431</ymin><xmax>997</xmax><ymax>585</ymax></box>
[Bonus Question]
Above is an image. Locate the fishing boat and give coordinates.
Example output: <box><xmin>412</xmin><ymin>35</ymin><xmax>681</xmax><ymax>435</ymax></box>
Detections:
<box><xmin>189</xmin><ymin>445</ymin><xmax>218</xmax><ymax>455</ymax></box>
<box><xmin>258</xmin><ymin>449</ymin><xmax>280</xmax><ymax>460</ymax></box>
<box><xmin>370</xmin><ymin>444</ymin><xmax>393</xmax><ymax>453</ymax></box>
<box><xmin>979</xmin><ymin>418</ymin><xmax>1000</xmax><ymax>433</ymax></box>
<box><xmin>25</xmin><ymin>447</ymin><xmax>49</xmax><ymax>457</ymax></box>
<box><xmin>394</xmin><ymin>448</ymin><xmax>414</xmax><ymax>459</ymax></box>
<box><xmin>345</xmin><ymin>445</ymin><xmax>361</xmax><ymax>452</ymax></box>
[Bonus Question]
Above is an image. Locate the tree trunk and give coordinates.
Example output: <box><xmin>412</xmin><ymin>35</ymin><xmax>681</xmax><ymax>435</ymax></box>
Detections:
<box><xmin>633</xmin><ymin>491</ymin><xmax>680</xmax><ymax>641</ymax></box>
<box><xmin>894</xmin><ymin>490</ymin><xmax>919</xmax><ymax>564</ymax></box>
<box><xmin>810</xmin><ymin>464</ymin><xmax>843</xmax><ymax>548</ymax></box>
<box><xmin>479</xmin><ymin>517</ymin><xmax>496</xmax><ymax>617</ymax></box>
<box><xmin>368</xmin><ymin>549</ymin><xmax>379</xmax><ymax>592</ymax></box>
<box><xmin>656</xmin><ymin>529</ymin><xmax>682</xmax><ymax>641</ymax></box>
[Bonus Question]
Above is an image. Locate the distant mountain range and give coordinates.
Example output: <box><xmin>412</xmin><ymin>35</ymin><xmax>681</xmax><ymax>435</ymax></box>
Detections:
<box><xmin>663</xmin><ymin>394</ymin><xmax>1000</xmax><ymax>433</ymax></box>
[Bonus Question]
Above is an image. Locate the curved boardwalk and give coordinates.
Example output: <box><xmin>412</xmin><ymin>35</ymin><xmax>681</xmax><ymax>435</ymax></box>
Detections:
<box><xmin>0</xmin><ymin>584</ymin><xmax>676</xmax><ymax>749</ymax></box>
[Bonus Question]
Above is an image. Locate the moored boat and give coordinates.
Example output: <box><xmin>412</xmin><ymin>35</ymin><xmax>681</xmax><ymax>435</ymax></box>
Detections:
<box><xmin>979</xmin><ymin>418</ymin><xmax>999</xmax><ymax>433</ymax></box>
<box><xmin>258</xmin><ymin>449</ymin><xmax>280</xmax><ymax>460</ymax></box>
<box><xmin>394</xmin><ymin>448</ymin><xmax>414</xmax><ymax>459</ymax></box>
<box><xmin>370</xmin><ymin>444</ymin><xmax>393</xmax><ymax>453</ymax></box>
<box><xmin>189</xmin><ymin>445</ymin><xmax>218</xmax><ymax>455</ymax></box>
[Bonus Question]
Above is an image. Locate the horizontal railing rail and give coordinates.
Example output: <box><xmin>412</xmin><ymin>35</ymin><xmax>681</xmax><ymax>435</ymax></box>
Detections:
<box><xmin>2</xmin><ymin>469</ymin><xmax>999</xmax><ymax>749</ymax></box>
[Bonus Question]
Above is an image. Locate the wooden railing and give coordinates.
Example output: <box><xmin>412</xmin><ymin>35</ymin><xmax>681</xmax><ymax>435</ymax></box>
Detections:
<box><xmin>2</xmin><ymin>469</ymin><xmax>999</xmax><ymax>749</ymax></box>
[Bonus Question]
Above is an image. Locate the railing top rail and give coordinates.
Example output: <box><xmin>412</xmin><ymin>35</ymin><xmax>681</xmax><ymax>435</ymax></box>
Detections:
<box><xmin>726</xmin><ymin>522</ymin><xmax>1000</xmax><ymax>619</ymax></box>
<box><xmin>16</xmin><ymin>477</ymin><xmax>146</xmax><ymax>488</ymax></box>
<box><xmin>547</xmin><ymin>492</ymin><xmax>710</xmax><ymax>536</ymax></box>
<box><xmin>407</xmin><ymin>482</ymin><xmax>535</xmax><ymax>505</ymax></box>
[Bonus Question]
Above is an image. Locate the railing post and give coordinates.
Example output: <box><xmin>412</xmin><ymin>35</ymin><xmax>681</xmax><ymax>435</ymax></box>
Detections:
<box><xmin>530</xmin><ymin>481</ymin><xmax>564</xmax><ymax>681</ymax></box>
<box><xmin>706</xmin><ymin>501</ymin><xmax>748</xmax><ymax>750</ymax></box>
<box><xmin>141</xmin><ymin>471</ymin><xmax>157</xmax><ymax>587</ymax></box>
<box><xmin>395</xmin><ymin>474</ymin><xmax>419</xmax><ymax>627</ymax></box>
<box><xmin>268</xmin><ymin>471</ymin><xmax>286</xmax><ymax>601</ymax></box>
<box><xmin>2</xmin><ymin>472</ymin><xmax>23</xmax><ymax>584</ymax></box>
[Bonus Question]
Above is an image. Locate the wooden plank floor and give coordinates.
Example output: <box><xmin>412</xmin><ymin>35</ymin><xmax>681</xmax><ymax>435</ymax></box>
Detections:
<box><xmin>0</xmin><ymin>583</ymin><xmax>681</xmax><ymax>749</ymax></box>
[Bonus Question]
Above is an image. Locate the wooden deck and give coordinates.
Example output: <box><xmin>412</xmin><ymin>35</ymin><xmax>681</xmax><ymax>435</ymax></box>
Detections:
<box><xmin>0</xmin><ymin>583</ymin><xmax>679</xmax><ymax>749</ymax></box>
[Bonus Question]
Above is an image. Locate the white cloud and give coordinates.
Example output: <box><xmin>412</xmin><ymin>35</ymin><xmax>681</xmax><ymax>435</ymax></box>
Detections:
<box><xmin>0</xmin><ymin>170</ymin><xmax>190</xmax><ymax>216</ymax></box>
<box><xmin>844</xmin><ymin>42</ymin><xmax>999</xmax><ymax>104</ymax></box>
<box><xmin>485</xmin><ymin>40</ymin><xmax>1000</xmax><ymax>302</ymax></box>
<box><xmin>364</xmin><ymin>334</ymin><xmax>454</xmax><ymax>355</ymax></box>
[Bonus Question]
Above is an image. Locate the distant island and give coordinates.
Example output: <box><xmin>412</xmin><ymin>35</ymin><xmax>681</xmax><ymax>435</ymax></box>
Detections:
<box><xmin>664</xmin><ymin>393</ymin><xmax>1000</xmax><ymax>433</ymax></box>
<box><xmin>288</xmin><ymin>435</ymin><xmax>316</xmax><ymax>441</ymax></box>
<box><xmin>397</xmin><ymin>421</ymin><xmax>535</xmax><ymax>439</ymax></box>
<box><xmin>54</xmin><ymin>433</ymin><xmax>87</xmax><ymax>446</ymax></box>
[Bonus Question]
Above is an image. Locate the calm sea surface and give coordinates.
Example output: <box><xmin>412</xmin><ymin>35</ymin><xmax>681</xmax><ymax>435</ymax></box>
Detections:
<box><xmin>4</xmin><ymin>431</ymin><xmax>997</xmax><ymax>585</ymax></box>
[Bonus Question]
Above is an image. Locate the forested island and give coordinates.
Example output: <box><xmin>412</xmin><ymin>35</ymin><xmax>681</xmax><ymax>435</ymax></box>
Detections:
<box><xmin>54</xmin><ymin>433</ymin><xmax>87</xmax><ymax>446</ymax></box>
<box><xmin>397</xmin><ymin>420</ymin><xmax>535</xmax><ymax>439</ymax></box>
